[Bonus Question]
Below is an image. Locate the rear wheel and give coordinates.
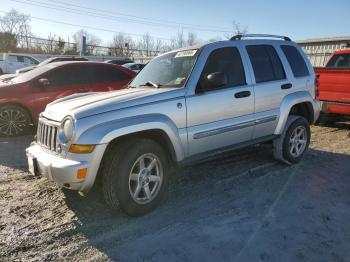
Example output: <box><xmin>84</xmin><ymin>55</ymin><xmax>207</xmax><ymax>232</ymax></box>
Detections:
<box><xmin>102</xmin><ymin>139</ymin><xmax>169</xmax><ymax>216</ymax></box>
<box><xmin>0</xmin><ymin>104</ymin><xmax>32</xmax><ymax>137</ymax></box>
<box><xmin>273</xmin><ymin>116</ymin><xmax>310</xmax><ymax>164</ymax></box>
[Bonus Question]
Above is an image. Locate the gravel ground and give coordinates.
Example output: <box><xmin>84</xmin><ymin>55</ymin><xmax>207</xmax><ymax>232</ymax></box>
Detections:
<box><xmin>1</xmin><ymin>123</ymin><xmax>350</xmax><ymax>262</ymax></box>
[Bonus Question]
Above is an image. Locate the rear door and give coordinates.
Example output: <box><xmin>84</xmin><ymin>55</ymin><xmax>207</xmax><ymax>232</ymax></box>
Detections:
<box><xmin>242</xmin><ymin>43</ymin><xmax>296</xmax><ymax>139</ymax></box>
<box><xmin>90</xmin><ymin>64</ymin><xmax>132</xmax><ymax>91</ymax></box>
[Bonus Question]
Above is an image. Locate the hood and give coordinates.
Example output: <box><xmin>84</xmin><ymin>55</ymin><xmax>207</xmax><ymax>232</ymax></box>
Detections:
<box><xmin>42</xmin><ymin>87</ymin><xmax>185</xmax><ymax>122</ymax></box>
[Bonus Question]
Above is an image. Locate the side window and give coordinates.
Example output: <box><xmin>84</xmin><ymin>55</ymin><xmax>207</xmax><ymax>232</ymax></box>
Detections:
<box><xmin>16</xmin><ymin>56</ymin><xmax>24</xmax><ymax>63</ymax></box>
<box><xmin>8</xmin><ymin>55</ymin><xmax>17</xmax><ymax>62</ymax></box>
<box><xmin>45</xmin><ymin>65</ymin><xmax>89</xmax><ymax>87</ymax></box>
<box><xmin>199</xmin><ymin>47</ymin><xmax>246</xmax><ymax>89</ymax></box>
<box><xmin>246</xmin><ymin>45</ymin><xmax>286</xmax><ymax>83</ymax></box>
<box><xmin>281</xmin><ymin>45</ymin><xmax>309</xmax><ymax>77</ymax></box>
<box><xmin>23</xmin><ymin>56</ymin><xmax>37</xmax><ymax>64</ymax></box>
<box><xmin>92</xmin><ymin>65</ymin><xmax>129</xmax><ymax>83</ymax></box>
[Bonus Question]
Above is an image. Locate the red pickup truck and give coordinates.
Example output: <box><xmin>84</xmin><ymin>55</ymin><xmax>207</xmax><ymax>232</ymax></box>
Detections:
<box><xmin>315</xmin><ymin>49</ymin><xmax>350</xmax><ymax>122</ymax></box>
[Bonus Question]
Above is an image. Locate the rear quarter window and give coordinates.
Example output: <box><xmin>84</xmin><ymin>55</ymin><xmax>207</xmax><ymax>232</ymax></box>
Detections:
<box><xmin>281</xmin><ymin>45</ymin><xmax>309</xmax><ymax>77</ymax></box>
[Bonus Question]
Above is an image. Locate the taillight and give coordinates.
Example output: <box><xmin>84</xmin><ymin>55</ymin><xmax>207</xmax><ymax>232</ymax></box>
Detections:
<box><xmin>315</xmin><ymin>75</ymin><xmax>320</xmax><ymax>98</ymax></box>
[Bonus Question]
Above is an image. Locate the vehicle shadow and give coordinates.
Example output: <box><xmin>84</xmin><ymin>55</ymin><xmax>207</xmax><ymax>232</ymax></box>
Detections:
<box><xmin>317</xmin><ymin>120</ymin><xmax>350</xmax><ymax>131</ymax></box>
<box><xmin>0</xmin><ymin>134</ymin><xmax>34</xmax><ymax>170</ymax></box>
<box><xmin>62</xmin><ymin>146</ymin><xmax>350</xmax><ymax>261</ymax></box>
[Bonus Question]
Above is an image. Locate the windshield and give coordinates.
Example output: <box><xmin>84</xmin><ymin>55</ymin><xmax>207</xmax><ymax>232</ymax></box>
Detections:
<box><xmin>130</xmin><ymin>49</ymin><xmax>199</xmax><ymax>88</ymax></box>
<box><xmin>10</xmin><ymin>64</ymin><xmax>55</xmax><ymax>83</ymax></box>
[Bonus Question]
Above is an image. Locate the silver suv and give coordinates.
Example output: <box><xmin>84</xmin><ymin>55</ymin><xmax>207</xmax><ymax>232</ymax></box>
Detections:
<box><xmin>26</xmin><ymin>34</ymin><xmax>321</xmax><ymax>216</ymax></box>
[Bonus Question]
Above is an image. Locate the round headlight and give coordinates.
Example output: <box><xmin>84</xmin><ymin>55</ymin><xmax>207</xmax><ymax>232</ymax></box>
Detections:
<box><xmin>59</xmin><ymin>117</ymin><xmax>74</xmax><ymax>144</ymax></box>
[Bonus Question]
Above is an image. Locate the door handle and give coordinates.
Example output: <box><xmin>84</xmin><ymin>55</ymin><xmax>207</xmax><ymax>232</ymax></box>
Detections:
<box><xmin>281</xmin><ymin>83</ymin><xmax>292</xmax><ymax>89</ymax></box>
<box><xmin>234</xmin><ymin>91</ymin><xmax>251</xmax><ymax>98</ymax></box>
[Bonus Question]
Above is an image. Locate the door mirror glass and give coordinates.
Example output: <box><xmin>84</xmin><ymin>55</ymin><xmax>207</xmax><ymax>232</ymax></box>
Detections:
<box><xmin>200</xmin><ymin>72</ymin><xmax>228</xmax><ymax>91</ymax></box>
<box><xmin>38</xmin><ymin>78</ymin><xmax>50</xmax><ymax>88</ymax></box>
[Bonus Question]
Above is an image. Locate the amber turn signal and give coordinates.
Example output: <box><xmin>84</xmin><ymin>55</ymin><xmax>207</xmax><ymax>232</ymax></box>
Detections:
<box><xmin>69</xmin><ymin>144</ymin><xmax>96</xmax><ymax>154</ymax></box>
<box><xmin>77</xmin><ymin>168</ymin><xmax>87</xmax><ymax>179</ymax></box>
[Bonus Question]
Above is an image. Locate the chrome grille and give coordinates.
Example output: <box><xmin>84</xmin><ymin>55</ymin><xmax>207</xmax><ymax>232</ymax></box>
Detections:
<box><xmin>37</xmin><ymin>120</ymin><xmax>59</xmax><ymax>152</ymax></box>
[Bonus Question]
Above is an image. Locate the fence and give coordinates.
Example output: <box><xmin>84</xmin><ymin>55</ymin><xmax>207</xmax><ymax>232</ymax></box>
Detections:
<box><xmin>12</xmin><ymin>35</ymin><xmax>160</xmax><ymax>62</ymax></box>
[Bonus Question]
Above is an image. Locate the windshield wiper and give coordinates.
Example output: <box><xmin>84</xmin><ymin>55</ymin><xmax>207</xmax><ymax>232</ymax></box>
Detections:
<box><xmin>140</xmin><ymin>81</ymin><xmax>162</xmax><ymax>88</ymax></box>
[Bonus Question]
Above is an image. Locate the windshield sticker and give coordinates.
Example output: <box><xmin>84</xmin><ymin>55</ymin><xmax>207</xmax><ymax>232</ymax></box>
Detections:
<box><xmin>175</xmin><ymin>49</ymin><xmax>197</xmax><ymax>58</ymax></box>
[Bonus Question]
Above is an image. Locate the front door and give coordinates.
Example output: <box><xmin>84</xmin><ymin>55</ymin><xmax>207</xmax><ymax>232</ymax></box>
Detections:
<box><xmin>186</xmin><ymin>46</ymin><xmax>255</xmax><ymax>156</ymax></box>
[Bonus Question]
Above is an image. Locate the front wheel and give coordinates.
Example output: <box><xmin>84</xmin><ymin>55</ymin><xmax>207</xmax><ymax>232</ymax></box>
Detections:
<box><xmin>102</xmin><ymin>139</ymin><xmax>169</xmax><ymax>216</ymax></box>
<box><xmin>273</xmin><ymin>116</ymin><xmax>310</xmax><ymax>164</ymax></box>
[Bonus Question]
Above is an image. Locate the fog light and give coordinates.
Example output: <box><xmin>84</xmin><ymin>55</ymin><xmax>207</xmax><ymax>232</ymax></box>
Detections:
<box><xmin>69</xmin><ymin>144</ymin><xmax>96</xmax><ymax>154</ymax></box>
<box><xmin>77</xmin><ymin>168</ymin><xmax>87</xmax><ymax>179</ymax></box>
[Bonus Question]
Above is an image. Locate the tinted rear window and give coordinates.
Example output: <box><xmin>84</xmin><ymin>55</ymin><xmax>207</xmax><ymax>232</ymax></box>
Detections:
<box><xmin>246</xmin><ymin>45</ymin><xmax>285</xmax><ymax>83</ymax></box>
<box><xmin>281</xmin><ymin>45</ymin><xmax>309</xmax><ymax>77</ymax></box>
<box><xmin>326</xmin><ymin>53</ymin><xmax>350</xmax><ymax>68</ymax></box>
<box><xmin>92</xmin><ymin>65</ymin><xmax>129</xmax><ymax>83</ymax></box>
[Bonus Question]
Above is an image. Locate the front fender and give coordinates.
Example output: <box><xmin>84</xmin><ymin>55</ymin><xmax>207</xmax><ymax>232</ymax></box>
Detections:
<box><xmin>274</xmin><ymin>91</ymin><xmax>321</xmax><ymax>135</ymax></box>
<box><xmin>75</xmin><ymin>114</ymin><xmax>186</xmax><ymax>162</ymax></box>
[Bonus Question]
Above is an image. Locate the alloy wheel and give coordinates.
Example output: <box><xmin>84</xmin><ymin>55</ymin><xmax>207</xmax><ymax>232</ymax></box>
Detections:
<box><xmin>0</xmin><ymin>108</ymin><xmax>27</xmax><ymax>136</ymax></box>
<box><xmin>128</xmin><ymin>153</ymin><xmax>163</xmax><ymax>204</ymax></box>
<box><xmin>289</xmin><ymin>126</ymin><xmax>307</xmax><ymax>158</ymax></box>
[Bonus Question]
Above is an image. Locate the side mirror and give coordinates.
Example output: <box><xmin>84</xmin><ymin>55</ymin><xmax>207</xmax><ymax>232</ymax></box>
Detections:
<box><xmin>199</xmin><ymin>72</ymin><xmax>228</xmax><ymax>91</ymax></box>
<box><xmin>38</xmin><ymin>78</ymin><xmax>50</xmax><ymax>88</ymax></box>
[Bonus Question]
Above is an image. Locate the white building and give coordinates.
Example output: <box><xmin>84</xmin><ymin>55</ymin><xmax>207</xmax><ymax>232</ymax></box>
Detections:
<box><xmin>298</xmin><ymin>36</ymin><xmax>350</xmax><ymax>67</ymax></box>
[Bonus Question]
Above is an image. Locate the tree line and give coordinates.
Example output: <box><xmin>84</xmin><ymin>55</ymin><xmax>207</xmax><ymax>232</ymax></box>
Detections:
<box><xmin>0</xmin><ymin>9</ymin><xmax>247</xmax><ymax>57</ymax></box>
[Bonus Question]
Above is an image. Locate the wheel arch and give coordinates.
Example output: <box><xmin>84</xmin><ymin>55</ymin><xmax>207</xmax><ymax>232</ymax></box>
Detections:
<box><xmin>274</xmin><ymin>91</ymin><xmax>315</xmax><ymax>135</ymax></box>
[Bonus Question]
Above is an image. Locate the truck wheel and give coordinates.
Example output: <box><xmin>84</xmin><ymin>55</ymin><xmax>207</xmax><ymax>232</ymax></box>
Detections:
<box><xmin>273</xmin><ymin>115</ymin><xmax>310</xmax><ymax>164</ymax></box>
<box><xmin>102</xmin><ymin>139</ymin><xmax>169</xmax><ymax>216</ymax></box>
<box><xmin>0</xmin><ymin>104</ymin><xmax>32</xmax><ymax>137</ymax></box>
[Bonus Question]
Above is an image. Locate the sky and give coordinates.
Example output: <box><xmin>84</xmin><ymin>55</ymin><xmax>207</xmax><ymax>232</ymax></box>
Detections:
<box><xmin>1</xmin><ymin>0</ymin><xmax>350</xmax><ymax>46</ymax></box>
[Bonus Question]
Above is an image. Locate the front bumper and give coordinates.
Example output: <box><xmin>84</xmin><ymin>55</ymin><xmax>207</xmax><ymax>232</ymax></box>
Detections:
<box><xmin>26</xmin><ymin>143</ymin><xmax>107</xmax><ymax>192</ymax></box>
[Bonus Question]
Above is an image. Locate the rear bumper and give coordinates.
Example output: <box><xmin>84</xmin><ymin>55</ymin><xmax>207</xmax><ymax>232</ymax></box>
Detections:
<box><xmin>26</xmin><ymin>143</ymin><xmax>107</xmax><ymax>192</ymax></box>
<box><xmin>321</xmin><ymin>101</ymin><xmax>350</xmax><ymax>116</ymax></box>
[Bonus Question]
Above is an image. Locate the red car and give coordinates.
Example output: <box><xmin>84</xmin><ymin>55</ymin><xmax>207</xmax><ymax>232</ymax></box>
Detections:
<box><xmin>0</xmin><ymin>61</ymin><xmax>135</xmax><ymax>136</ymax></box>
<box><xmin>315</xmin><ymin>49</ymin><xmax>350</xmax><ymax>122</ymax></box>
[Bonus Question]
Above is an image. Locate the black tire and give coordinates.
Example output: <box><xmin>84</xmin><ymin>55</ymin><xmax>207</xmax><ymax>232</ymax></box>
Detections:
<box><xmin>0</xmin><ymin>104</ymin><xmax>32</xmax><ymax>137</ymax></box>
<box><xmin>102</xmin><ymin>138</ymin><xmax>170</xmax><ymax>216</ymax></box>
<box><xmin>0</xmin><ymin>69</ymin><xmax>3</xmax><ymax>75</ymax></box>
<box><xmin>273</xmin><ymin>116</ymin><xmax>310</xmax><ymax>164</ymax></box>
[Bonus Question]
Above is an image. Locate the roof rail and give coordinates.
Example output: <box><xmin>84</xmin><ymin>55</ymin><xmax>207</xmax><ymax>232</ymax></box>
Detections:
<box><xmin>230</xmin><ymin>34</ymin><xmax>292</xmax><ymax>41</ymax></box>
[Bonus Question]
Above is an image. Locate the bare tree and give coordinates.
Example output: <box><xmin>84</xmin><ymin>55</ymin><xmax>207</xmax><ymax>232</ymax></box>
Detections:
<box><xmin>224</xmin><ymin>20</ymin><xmax>248</xmax><ymax>39</ymax></box>
<box><xmin>187</xmin><ymin>31</ymin><xmax>198</xmax><ymax>46</ymax></box>
<box><xmin>0</xmin><ymin>32</ymin><xmax>17</xmax><ymax>52</ymax></box>
<box><xmin>0</xmin><ymin>9</ymin><xmax>32</xmax><ymax>49</ymax></box>
<box><xmin>139</xmin><ymin>32</ymin><xmax>154</xmax><ymax>56</ymax></box>
<box><xmin>110</xmin><ymin>32</ymin><xmax>135</xmax><ymax>56</ymax></box>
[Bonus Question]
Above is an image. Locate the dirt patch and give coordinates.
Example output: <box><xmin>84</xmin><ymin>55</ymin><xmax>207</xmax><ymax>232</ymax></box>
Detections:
<box><xmin>1</xmin><ymin>123</ymin><xmax>350</xmax><ymax>261</ymax></box>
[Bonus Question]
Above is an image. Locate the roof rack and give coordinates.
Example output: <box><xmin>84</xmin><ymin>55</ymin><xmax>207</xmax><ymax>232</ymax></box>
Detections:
<box><xmin>230</xmin><ymin>34</ymin><xmax>291</xmax><ymax>41</ymax></box>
